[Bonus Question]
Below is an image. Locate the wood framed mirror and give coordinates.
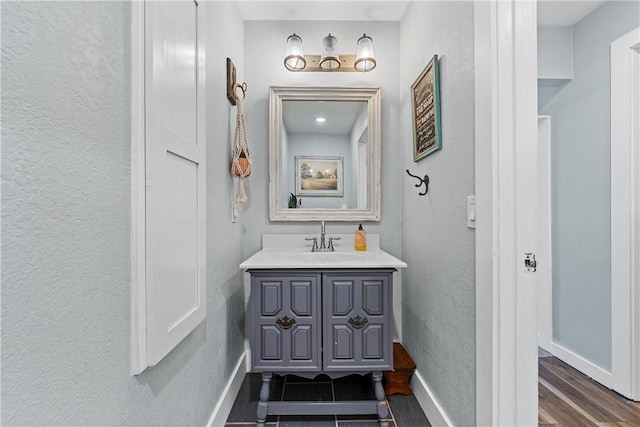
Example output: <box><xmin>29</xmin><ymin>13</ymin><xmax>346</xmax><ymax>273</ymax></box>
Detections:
<box><xmin>269</xmin><ymin>86</ymin><xmax>381</xmax><ymax>221</ymax></box>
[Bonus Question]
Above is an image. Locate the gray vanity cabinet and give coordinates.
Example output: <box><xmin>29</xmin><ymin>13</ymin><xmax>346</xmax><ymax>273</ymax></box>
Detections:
<box><xmin>249</xmin><ymin>268</ymin><xmax>395</xmax><ymax>426</ymax></box>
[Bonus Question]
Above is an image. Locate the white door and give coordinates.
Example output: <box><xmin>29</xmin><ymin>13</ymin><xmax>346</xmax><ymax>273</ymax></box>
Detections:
<box><xmin>611</xmin><ymin>26</ymin><xmax>640</xmax><ymax>401</ymax></box>
<box><xmin>145</xmin><ymin>0</ymin><xmax>206</xmax><ymax>366</ymax></box>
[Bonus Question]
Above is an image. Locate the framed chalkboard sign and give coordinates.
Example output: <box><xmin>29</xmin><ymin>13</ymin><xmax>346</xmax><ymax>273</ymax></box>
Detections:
<box><xmin>411</xmin><ymin>55</ymin><xmax>442</xmax><ymax>161</ymax></box>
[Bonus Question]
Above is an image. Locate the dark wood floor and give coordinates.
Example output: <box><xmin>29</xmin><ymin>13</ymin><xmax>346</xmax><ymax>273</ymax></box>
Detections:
<box><xmin>225</xmin><ymin>372</ymin><xmax>431</xmax><ymax>427</ymax></box>
<box><xmin>539</xmin><ymin>356</ymin><xmax>640</xmax><ymax>426</ymax></box>
<box><xmin>225</xmin><ymin>357</ymin><xmax>640</xmax><ymax>426</ymax></box>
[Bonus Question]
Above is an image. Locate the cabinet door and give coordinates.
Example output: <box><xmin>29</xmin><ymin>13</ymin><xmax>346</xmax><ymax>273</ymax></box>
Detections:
<box><xmin>143</xmin><ymin>0</ymin><xmax>206</xmax><ymax>368</ymax></box>
<box><xmin>251</xmin><ymin>272</ymin><xmax>322</xmax><ymax>371</ymax></box>
<box><xmin>323</xmin><ymin>271</ymin><xmax>393</xmax><ymax>371</ymax></box>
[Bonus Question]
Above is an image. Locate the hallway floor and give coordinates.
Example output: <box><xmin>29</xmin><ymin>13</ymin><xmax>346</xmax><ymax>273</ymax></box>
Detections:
<box><xmin>225</xmin><ymin>372</ymin><xmax>431</xmax><ymax>427</ymax></box>
<box><xmin>539</xmin><ymin>356</ymin><xmax>640</xmax><ymax>426</ymax></box>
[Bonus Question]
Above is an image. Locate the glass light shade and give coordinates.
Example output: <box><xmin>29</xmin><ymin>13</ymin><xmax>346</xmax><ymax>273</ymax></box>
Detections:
<box><xmin>319</xmin><ymin>34</ymin><xmax>340</xmax><ymax>71</ymax></box>
<box><xmin>354</xmin><ymin>34</ymin><xmax>376</xmax><ymax>72</ymax></box>
<box><xmin>284</xmin><ymin>33</ymin><xmax>306</xmax><ymax>71</ymax></box>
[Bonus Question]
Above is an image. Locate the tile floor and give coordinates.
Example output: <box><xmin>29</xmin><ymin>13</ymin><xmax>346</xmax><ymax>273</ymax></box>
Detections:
<box><xmin>225</xmin><ymin>372</ymin><xmax>431</xmax><ymax>427</ymax></box>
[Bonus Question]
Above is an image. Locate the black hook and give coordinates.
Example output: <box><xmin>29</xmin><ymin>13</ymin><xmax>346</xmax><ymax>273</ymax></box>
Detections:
<box><xmin>406</xmin><ymin>169</ymin><xmax>429</xmax><ymax>196</ymax></box>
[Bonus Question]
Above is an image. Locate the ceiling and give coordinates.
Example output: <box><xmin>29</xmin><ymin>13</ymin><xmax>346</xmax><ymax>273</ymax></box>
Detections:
<box><xmin>283</xmin><ymin>100</ymin><xmax>366</xmax><ymax>135</ymax></box>
<box><xmin>237</xmin><ymin>0</ymin><xmax>606</xmax><ymax>25</ymax></box>
<box><xmin>237</xmin><ymin>1</ymin><xmax>409</xmax><ymax>21</ymax></box>
<box><xmin>537</xmin><ymin>1</ymin><xmax>606</xmax><ymax>26</ymax></box>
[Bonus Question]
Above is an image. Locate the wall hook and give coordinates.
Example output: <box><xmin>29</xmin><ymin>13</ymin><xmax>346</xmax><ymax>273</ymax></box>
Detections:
<box><xmin>406</xmin><ymin>169</ymin><xmax>429</xmax><ymax>195</ymax></box>
<box><xmin>226</xmin><ymin>58</ymin><xmax>248</xmax><ymax>105</ymax></box>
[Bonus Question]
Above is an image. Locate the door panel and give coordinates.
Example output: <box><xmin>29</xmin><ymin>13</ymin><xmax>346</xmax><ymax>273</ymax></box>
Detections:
<box><xmin>261</xmin><ymin>326</ymin><xmax>282</xmax><ymax>360</ymax></box>
<box><xmin>291</xmin><ymin>326</ymin><xmax>312</xmax><ymax>359</ymax></box>
<box><xmin>333</xmin><ymin>325</ymin><xmax>355</xmax><ymax>360</ymax></box>
<box><xmin>362</xmin><ymin>280</ymin><xmax>383</xmax><ymax>315</ymax></box>
<box><xmin>291</xmin><ymin>281</ymin><xmax>312</xmax><ymax>316</ymax></box>
<box><xmin>363</xmin><ymin>325</ymin><xmax>383</xmax><ymax>359</ymax></box>
<box><xmin>261</xmin><ymin>281</ymin><xmax>282</xmax><ymax>316</ymax></box>
<box><xmin>332</xmin><ymin>281</ymin><xmax>354</xmax><ymax>315</ymax></box>
<box><xmin>162</xmin><ymin>151</ymin><xmax>199</xmax><ymax>329</ymax></box>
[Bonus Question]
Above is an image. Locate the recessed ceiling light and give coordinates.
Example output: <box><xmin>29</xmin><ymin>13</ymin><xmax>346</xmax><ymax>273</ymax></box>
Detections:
<box><xmin>316</xmin><ymin>117</ymin><xmax>326</xmax><ymax>123</ymax></box>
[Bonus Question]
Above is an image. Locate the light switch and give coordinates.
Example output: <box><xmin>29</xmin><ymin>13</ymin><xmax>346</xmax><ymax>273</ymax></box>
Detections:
<box><xmin>467</xmin><ymin>196</ymin><xmax>476</xmax><ymax>229</ymax></box>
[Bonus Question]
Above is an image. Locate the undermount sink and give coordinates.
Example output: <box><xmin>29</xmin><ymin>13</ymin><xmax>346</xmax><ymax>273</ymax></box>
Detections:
<box><xmin>286</xmin><ymin>251</ymin><xmax>368</xmax><ymax>264</ymax></box>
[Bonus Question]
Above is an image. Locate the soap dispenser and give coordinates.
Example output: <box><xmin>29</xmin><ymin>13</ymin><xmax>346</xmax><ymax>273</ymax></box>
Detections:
<box><xmin>354</xmin><ymin>224</ymin><xmax>367</xmax><ymax>251</ymax></box>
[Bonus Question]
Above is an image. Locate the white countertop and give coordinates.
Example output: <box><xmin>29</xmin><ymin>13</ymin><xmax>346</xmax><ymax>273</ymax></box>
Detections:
<box><xmin>239</xmin><ymin>234</ymin><xmax>407</xmax><ymax>270</ymax></box>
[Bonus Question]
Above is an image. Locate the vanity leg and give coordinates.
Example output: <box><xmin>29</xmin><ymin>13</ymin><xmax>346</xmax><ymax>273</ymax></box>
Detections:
<box><xmin>256</xmin><ymin>372</ymin><xmax>272</xmax><ymax>427</ymax></box>
<box><xmin>372</xmin><ymin>371</ymin><xmax>390</xmax><ymax>427</ymax></box>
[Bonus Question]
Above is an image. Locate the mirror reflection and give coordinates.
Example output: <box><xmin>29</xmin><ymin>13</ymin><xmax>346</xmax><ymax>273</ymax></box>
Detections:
<box><xmin>269</xmin><ymin>86</ymin><xmax>381</xmax><ymax>222</ymax></box>
<box><xmin>281</xmin><ymin>100</ymin><xmax>368</xmax><ymax>210</ymax></box>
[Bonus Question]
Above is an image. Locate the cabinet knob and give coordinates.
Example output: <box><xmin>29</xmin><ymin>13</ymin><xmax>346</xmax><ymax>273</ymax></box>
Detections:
<box><xmin>276</xmin><ymin>316</ymin><xmax>296</xmax><ymax>330</ymax></box>
<box><xmin>347</xmin><ymin>315</ymin><xmax>369</xmax><ymax>329</ymax></box>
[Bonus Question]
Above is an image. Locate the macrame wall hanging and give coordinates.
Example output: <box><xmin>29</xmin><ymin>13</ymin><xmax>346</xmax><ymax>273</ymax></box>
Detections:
<box><xmin>230</xmin><ymin>82</ymin><xmax>251</xmax><ymax>222</ymax></box>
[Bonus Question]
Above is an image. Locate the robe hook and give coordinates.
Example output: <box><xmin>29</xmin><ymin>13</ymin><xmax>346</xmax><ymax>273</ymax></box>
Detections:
<box><xmin>406</xmin><ymin>169</ymin><xmax>429</xmax><ymax>196</ymax></box>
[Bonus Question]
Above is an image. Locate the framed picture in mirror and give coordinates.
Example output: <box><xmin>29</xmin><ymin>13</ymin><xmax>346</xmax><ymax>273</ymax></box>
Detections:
<box><xmin>295</xmin><ymin>156</ymin><xmax>344</xmax><ymax>197</ymax></box>
<box><xmin>411</xmin><ymin>55</ymin><xmax>442</xmax><ymax>161</ymax></box>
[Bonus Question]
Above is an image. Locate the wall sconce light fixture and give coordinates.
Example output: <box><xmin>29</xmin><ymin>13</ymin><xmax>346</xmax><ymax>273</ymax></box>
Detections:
<box><xmin>284</xmin><ymin>34</ymin><xmax>306</xmax><ymax>71</ymax></box>
<box><xmin>355</xmin><ymin>34</ymin><xmax>376</xmax><ymax>72</ymax></box>
<box><xmin>284</xmin><ymin>33</ymin><xmax>376</xmax><ymax>72</ymax></box>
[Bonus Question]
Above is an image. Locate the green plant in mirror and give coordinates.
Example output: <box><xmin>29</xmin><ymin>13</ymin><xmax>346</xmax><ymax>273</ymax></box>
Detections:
<box><xmin>288</xmin><ymin>192</ymin><xmax>302</xmax><ymax>208</ymax></box>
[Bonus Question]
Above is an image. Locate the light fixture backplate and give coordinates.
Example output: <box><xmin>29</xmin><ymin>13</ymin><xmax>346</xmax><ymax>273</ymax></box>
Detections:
<box><xmin>295</xmin><ymin>54</ymin><xmax>363</xmax><ymax>72</ymax></box>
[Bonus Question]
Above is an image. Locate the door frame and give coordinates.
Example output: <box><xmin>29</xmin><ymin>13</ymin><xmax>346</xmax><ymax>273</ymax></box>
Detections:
<box><xmin>611</xmin><ymin>26</ymin><xmax>640</xmax><ymax>400</ymax></box>
<box><xmin>475</xmin><ymin>1</ymin><xmax>539</xmax><ymax>425</ymax></box>
<box><xmin>537</xmin><ymin>116</ymin><xmax>553</xmax><ymax>350</ymax></box>
<box><xmin>130</xmin><ymin>0</ymin><xmax>146</xmax><ymax>375</ymax></box>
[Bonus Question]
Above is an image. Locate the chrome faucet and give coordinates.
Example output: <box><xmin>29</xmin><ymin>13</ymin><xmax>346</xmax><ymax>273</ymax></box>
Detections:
<box><xmin>305</xmin><ymin>221</ymin><xmax>340</xmax><ymax>252</ymax></box>
<box><xmin>319</xmin><ymin>221</ymin><xmax>327</xmax><ymax>251</ymax></box>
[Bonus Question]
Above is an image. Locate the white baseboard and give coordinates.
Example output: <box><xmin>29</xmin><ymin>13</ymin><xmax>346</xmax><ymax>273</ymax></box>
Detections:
<box><xmin>410</xmin><ymin>369</ymin><xmax>453</xmax><ymax>427</ymax></box>
<box><xmin>540</xmin><ymin>339</ymin><xmax>612</xmax><ymax>389</ymax></box>
<box><xmin>207</xmin><ymin>350</ymin><xmax>248</xmax><ymax>427</ymax></box>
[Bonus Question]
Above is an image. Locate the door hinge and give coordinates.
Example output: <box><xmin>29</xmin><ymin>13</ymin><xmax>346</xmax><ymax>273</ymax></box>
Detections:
<box><xmin>524</xmin><ymin>253</ymin><xmax>537</xmax><ymax>272</ymax></box>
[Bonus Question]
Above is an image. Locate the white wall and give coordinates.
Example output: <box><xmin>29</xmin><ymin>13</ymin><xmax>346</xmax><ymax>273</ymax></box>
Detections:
<box><xmin>204</xmin><ymin>0</ymin><xmax>249</xmax><ymax>416</ymax></box>
<box><xmin>351</xmin><ymin>104</ymin><xmax>369</xmax><ymax>209</ymax></box>
<box><xmin>242</xmin><ymin>21</ymin><xmax>402</xmax><ymax>256</ymax></box>
<box><xmin>540</xmin><ymin>1</ymin><xmax>640</xmax><ymax>371</ymax></box>
<box><xmin>537</xmin><ymin>26</ymin><xmax>573</xmax><ymax>80</ymax></box>
<box><xmin>281</xmin><ymin>124</ymin><xmax>290</xmax><ymax>206</ymax></box>
<box><xmin>537</xmin><ymin>26</ymin><xmax>573</xmax><ymax>107</ymax></box>
<box><xmin>399</xmin><ymin>2</ymin><xmax>476</xmax><ymax>425</ymax></box>
<box><xmin>1</xmin><ymin>2</ymin><xmax>247</xmax><ymax>424</ymax></box>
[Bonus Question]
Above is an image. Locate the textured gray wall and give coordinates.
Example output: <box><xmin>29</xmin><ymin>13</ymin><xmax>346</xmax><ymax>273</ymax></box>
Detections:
<box><xmin>241</xmin><ymin>21</ymin><xmax>403</xmax><ymax>261</ymax></box>
<box><xmin>1</xmin><ymin>2</ymin><xmax>246</xmax><ymax>425</ymax></box>
<box><xmin>540</xmin><ymin>1</ymin><xmax>640</xmax><ymax>370</ymax></box>
<box><xmin>399</xmin><ymin>2</ymin><xmax>476</xmax><ymax>426</ymax></box>
<box><xmin>203</xmin><ymin>0</ymin><xmax>248</xmax><ymax>420</ymax></box>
